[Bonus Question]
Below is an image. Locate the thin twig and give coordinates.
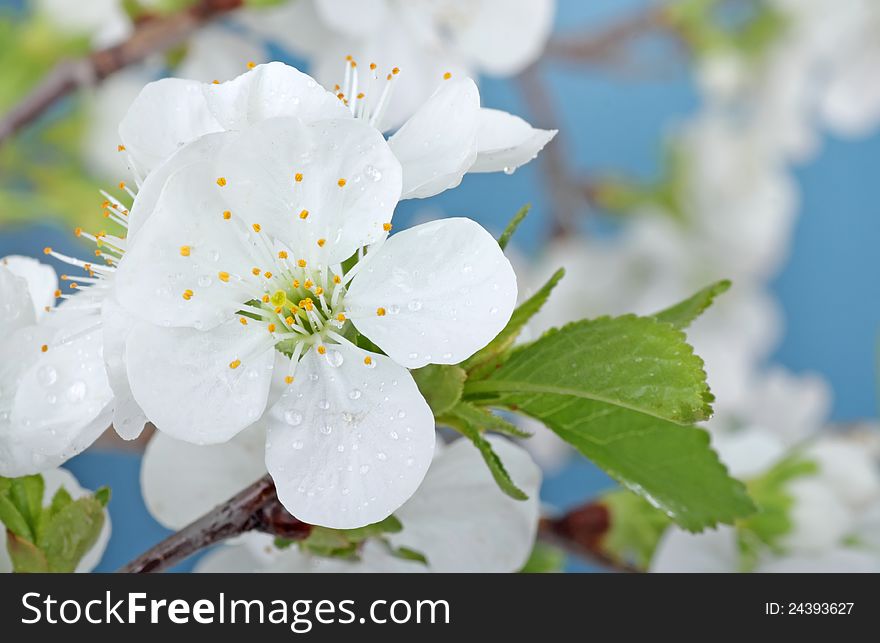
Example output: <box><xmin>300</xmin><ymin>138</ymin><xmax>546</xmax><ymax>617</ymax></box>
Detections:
<box><xmin>118</xmin><ymin>475</ymin><xmax>311</xmax><ymax>574</ymax></box>
<box><xmin>0</xmin><ymin>0</ymin><xmax>244</xmax><ymax>146</ymax></box>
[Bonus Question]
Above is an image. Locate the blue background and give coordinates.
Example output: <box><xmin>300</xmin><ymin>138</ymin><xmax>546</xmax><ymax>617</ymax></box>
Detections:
<box><xmin>2</xmin><ymin>0</ymin><xmax>878</xmax><ymax>571</ymax></box>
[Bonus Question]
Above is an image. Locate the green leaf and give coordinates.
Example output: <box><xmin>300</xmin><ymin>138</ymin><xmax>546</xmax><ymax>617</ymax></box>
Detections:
<box><xmin>10</xmin><ymin>475</ymin><xmax>44</xmax><ymax>534</ymax></box>
<box><xmin>0</xmin><ymin>495</ymin><xmax>32</xmax><ymax>541</ymax></box>
<box><xmin>653</xmin><ymin>280</ymin><xmax>731</xmax><ymax>329</ymax></box>
<box><xmin>444</xmin><ymin>407</ymin><xmax>528</xmax><ymax>500</ymax></box>
<box><xmin>411</xmin><ymin>364</ymin><xmax>466</xmax><ymax>416</ymax></box>
<box><xmin>519</xmin><ymin>542</ymin><xmax>566</xmax><ymax>573</ymax></box>
<box><xmin>7</xmin><ymin>532</ymin><xmax>49</xmax><ymax>573</ymax></box>
<box><xmin>463</xmin><ymin>268</ymin><xmax>565</xmax><ymax>378</ymax></box>
<box><xmin>297</xmin><ymin>515</ymin><xmax>405</xmax><ymax>560</ymax></box>
<box><xmin>498</xmin><ymin>203</ymin><xmax>530</xmax><ymax>250</ymax></box>
<box><xmin>602</xmin><ymin>489</ymin><xmax>671</xmax><ymax>568</ymax></box>
<box><xmin>510</xmin><ymin>400</ymin><xmax>754</xmax><ymax>530</ymax></box>
<box><xmin>93</xmin><ymin>486</ymin><xmax>111</xmax><ymax>507</ymax></box>
<box><xmin>38</xmin><ymin>497</ymin><xmax>106</xmax><ymax>573</ymax></box>
<box><xmin>465</xmin><ymin>315</ymin><xmax>714</xmax><ymax>425</ymax></box>
<box><xmin>384</xmin><ymin>544</ymin><xmax>429</xmax><ymax>565</ymax></box>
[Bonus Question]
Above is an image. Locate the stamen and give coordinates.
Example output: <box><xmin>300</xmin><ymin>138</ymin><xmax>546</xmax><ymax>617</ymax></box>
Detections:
<box><xmin>223</xmin><ymin>210</ymin><xmax>232</xmax><ymax>220</ymax></box>
<box><xmin>376</xmin><ymin>307</ymin><xmax>386</xmax><ymax>316</ymax></box>
<box><xmin>229</xmin><ymin>359</ymin><xmax>241</xmax><ymax>369</ymax></box>
<box><xmin>180</xmin><ymin>246</ymin><xmax>191</xmax><ymax>257</ymax></box>
<box><xmin>294</xmin><ymin>173</ymin><xmax>303</xmax><ymax>183</ymax></box>
<box><xmin>182</xmin><ymin>289</ymin><xmax>194</xmax><ymax>300</ymax></box>
<box><xmin>216</xmin><ymin>177</ymin><xmax>227</xmax><ymax>187</ymax></box>
<box><xmin>299</xmin><ymin>209</ymin><xmax>309</xmax><ymax>220</ymax></box>
<box><xmin>337</xmin><ymin>178</ymin><xmax>347</xmax><ymax>188</ymax></box>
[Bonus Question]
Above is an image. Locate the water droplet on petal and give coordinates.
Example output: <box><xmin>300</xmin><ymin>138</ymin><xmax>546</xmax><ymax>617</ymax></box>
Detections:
<box><xmin>407</xmin><ymin>299</ymin><xmax>422</xmax><ymax>312</ymax></box>
<box><xmin>66</xmin><ymin>381</ymin><xmax>87</xmax><ymax>403</ymax></box>
<box><xmin>348</xmin><ymin>388</ymin><xmax>362</xmax><ymax>400</ymax></box>
<box><xmin>318</xmin><ymin>399</ymin><xmax>330</xmax><ymax>410</ymax></box>
<box><xmin>37</xmin><ymin>365</ymin><xmax>57</xmax><ymax>387</ymax></box>
<box><xmin>284</xmin><ymin>410</ymin><xmax>303</xmax><ymax>426</ymax></box>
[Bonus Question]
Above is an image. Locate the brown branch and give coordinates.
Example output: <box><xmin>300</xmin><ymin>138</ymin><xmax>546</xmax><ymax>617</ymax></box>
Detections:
<box><xmin>118</xmin><ymin>475</ymin><xmax>311</xmax><ymax>574</ymax></box>
<box><xmin>545</xmin><ymin>3</ymin><xmax>674</xmax><ymax>64</ymax></box>
<box><xmin>539</xmin><ymin>501</ymin><xmax>640</xmax><ymax>573</ymax></box>
<box><xmin>0</xmin><ymin>0</ymin><xmax>244</xmax><ymax>146</ymax></box>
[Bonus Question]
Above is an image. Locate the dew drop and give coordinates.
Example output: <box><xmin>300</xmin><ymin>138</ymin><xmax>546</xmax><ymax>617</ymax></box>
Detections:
<box><xmin>320</xmin><ymin>424</ymin><xmax>332</xmax><ymax>435</ymax></box>
<box><xmin>292</xmin><ymin>440</ymin><xmax>304</xmax><ymax>450</ymax></box>
<box><xmin>359</xmin><ymin>464</ymin><xmax>370</xmax><ymax>474</ymax></box>
<box><xmin>348</xmin><ymin>388</ymin><xmax>362</xmax><ymax>400</ymax></box>
<box><xmin>37</xmin><ymin>365</ymin><xmax>58</xmax><ymax>387</ymax></box>
<box><xmin>407</xmin><ymin>299</ymin><xmax>422</xmax><ymax>312</ymax></box>
<box><xmin>318</xmin><ymin>399</ymin><xmax>330</xmax><ymax>410</ymax></box>
<box><xmin>284</xmin><ymin>410</ymin><xmax>303</xmax><ymax>426</ymax></box>
<box><xmin>503</xmin><ymin>166</ymin><xmax>515</xmax><ymax>175</ymax></box>
<box><xmin>66</xmin><ymin>381</ymin><xmax>87</xmax><ymax>403</ymax></box>
<box><xmin>198</xmin><ymin>274</ymin><xmax>213</xmax><ymax>288</ymax></box>
<box><xmin>326</xmin><ymin>350</ymin><xmax>344</xmax><ymax>367</ymax></box>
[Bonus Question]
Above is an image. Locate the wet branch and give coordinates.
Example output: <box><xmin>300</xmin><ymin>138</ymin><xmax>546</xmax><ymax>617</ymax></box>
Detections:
<box><xmin>0</xmin><ymin>0</ymin><xmax>244</xmax><ymax>146</ymax></box>
<box><xmin>539</xmin><ymin>502</ymin><xmax>639</xmax><ymax>573</ymax></box>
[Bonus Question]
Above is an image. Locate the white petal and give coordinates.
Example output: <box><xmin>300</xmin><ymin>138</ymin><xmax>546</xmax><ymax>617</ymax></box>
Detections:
<box><xmin>142</xmin><ymin>423</ymin><xmax>267</xmax><ymax>530</ymax></box>
<box><xmin>127</xmin><ymin>133</ymin><xmax>228</xmax><ymax>241</ymax></box>
<box><xmin>807</xmin><ymin>438</ymin><xmax>880</xmax><ymax>508</ymax></box>
<box><xmin>347</xmin><ymin>218</ymin><xmax>517</xmax><ymax>368</ymax></box>
<box><xmin>313</xmin><ymin>0</ymin><xmax>389</xmax><ymax>38</ymax></box>
<box><xmin>266</xmin><ymin>342</ymin><xmax>435</xmax><ymax>529</ymax></box>
<box><xmin>0</xmin><ymin>255</ymin><xmax>58</xmax><ymax>320</ymax></box>
<box><xmin>649</xmin><ymin>526</ymin><xmax>739</xmax><ymax>573</ymax></box>
<box><xmin>119</xmin><ymin>78</ymin><xmax>224</xmax><ymax>176</ymax></box>
<box><xmin>220</xmin><ymin>117</ymin><xmax>401</xmax><ymax>264</ymax></box>
<box><xmin>388</xmin><ymin>78</ymin><xmax>480</xmax><ymax>199</ymax></box>
<box><xmin>176</xmin><ymin>26</ymin><xmax>267</xmax><ymax>85</ymax></box>
<box><xmin>125</xmin><ymin>320</ymin><xmax>274</xmax><ymax>444</ymax></box>
<box><xmin>390</xmin><ymin>436</ymin><xmax>541</xmax><ymax>572</ymax></box>
<box><xmin>0</xmin><ymin>265</ymin><xmax>35</xmax><ymax>336</ymax></box>
<box><xmin>757</xmin><ymin>548</ymin><xmax>880</xmax><ymax>573</ymax></box>
<box><xmin>470</xmin><ymin>108</ymin><xmax>556</xmax><ymax>173</ymax></box>
<box><xmin>116</xmin><ymin>160</ymin><xmax>261</xmax><ymax>331</ymax></box>
<box><xmin>784</xmin><ymin>478</ymin><xmax>851</xmax><ymax>554</ymax></box>
<box><xmin>101</xmin><ymin>297</ymin><xmax>147</xmax><ymax>440</ymax></box>
<box><xmin>450</xmin><ymin>0</ymin><xmax>555</xmax><ymax>75</ymax></box>
<box><xmin>204</xmin><ymin>62</ymin><xmax>350</xmax><ymax>130</ymax></box>
<box><xmin>1</xmin><ymin>318</ymin><xmax>112</xmax><ymax>477</ymax></box>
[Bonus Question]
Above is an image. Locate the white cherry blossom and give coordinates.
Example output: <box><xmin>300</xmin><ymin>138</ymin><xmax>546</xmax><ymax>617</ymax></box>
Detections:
<box><xmin>117</xmin><ymin>62</ymin><xmax>555</xmax><ymax>198</ymax></box>
<box><xmin>114</xmin><ymin>113</ymin><xmax>518</xmax><ymax>528</ymax></box>
<box><xmin>239</xmin><ymin>0</ymin><xmax>556</xmax><ymax>129</ymax></box>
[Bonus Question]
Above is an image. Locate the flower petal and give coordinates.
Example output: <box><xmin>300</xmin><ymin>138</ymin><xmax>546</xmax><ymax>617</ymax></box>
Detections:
<box><xmin>470</xmin><ymin>108</ymin><xmax>557</xmax><ymax>173</ymax></box>
<box><xmin>449</xmin><ymin>0</ymin><xmax>555</xmax><ymax>76</ymax></box>
<box><xmin>101</xmin><ymin>297</ymin><xmax>147</xmax><ymax>440</ymax></box>
<box><xmin>142</xmin><ymin>423</ymin><xmax>267</xmax><ymax>530</ymax></box>
<box><xmin>119</xmin><ymin>78</ymin><xmax>224</xmax><ymax>176</ymax></box>
<box><xmin>116</xmin><ymin>161</ymin><xmax>261</xmax><ymax>331</ymax></box>
<box><xmin>390</xmin><ymin>436</ymin><xmax>541</xmax><ymax>572</ymax></box>
<box><xmin>1</xmin><ymin>255</ymin><xmax>58</xmax><ymax>320</ymax></box>
<box><xmin>204</xmin><ymin>62</ymin><xmax>350</xmax><ymax>130</ymax></box>
<box><xmin>1</xmin><ymin>318</ymin><xmax>112</xmax><ymax>477</ymax></box>
<box><xmin>220</xmin><ymin>117</ymin><xmax>402</xmax><ymax>264</ymax></box>
<box><xmin>0</xmin><ymin>265</ymin><xmax>35</xmax><ymax>336</ymax></box>
<box><xmin>347</xmin><ymin>218</ymin><xmax>517</xmax><ymax>368</ymax></box>
<box><xmin>650</xmin><ymin>526</ymin><xmax>739</xmax><ymax>573</ymax></box>
<box><xmin>388</xmin><ymin>78</ymin><xmax>480</xmax><ymax>199</ymax></box>
<box><xmin>125</xmin><ymin>319</ymin><xmax>274</xmax><ymax>444</ymax></box>
<box><xmin>313</xmin><ymin>0</ymin><xmax>389</xmax><ymax>38</ymax></box>
<box><xmin>266</xmin><ymin>342</ymin><xmax>435</xmax><ymax>529</ymax></box>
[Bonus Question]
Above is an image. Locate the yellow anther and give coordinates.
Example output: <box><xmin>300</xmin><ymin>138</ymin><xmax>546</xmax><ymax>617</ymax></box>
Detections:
<box><xmin>229</xmin><ymin>359</ymin><xmax>241</xmax><ymax>369</ymax></box>
<box><xmin>180</xmin><ymin>245</ymin><xmax>191</xmax><ymax>257</ymax></box>
<box><xmin>41</xmin><ymin>344</ymin><xmax>48</xmax><ymax>353</ymax></box>
<box><xmin>223</xmin><ymin>210</ymin><xmax>232</xmax><ymax>220</ymax></box>
<box><xmin>295</xmin><ymin>173</ymin><xmax>303</xmax><ymax>183</ymax></box>
<box><xmin>297</xmin><ymin>259</ymin><xmax>307</xmax><ymax>268</ymax></box>
<box><xmin>95</xmin><ymin>250</ymin><xmax>102</xmax><ymax>257</ymax></box>
<box><xmin>74</xmin><ymin>227</ymin><xmax>83</xmax><ymax>237</ymax></box>
<box><xmin>117</xmin><ymin>144</ymin><xmax>126</xmax><ymax>152</ymax></box>
<box><xmin>239</xmin><ymin>317</ymin><xmax>248</xmax><ymax>325</ymax></box>
<box><xmin>263</xmin><ymin>271</ymin><xmax>273</xmax><ymax>279</ymax></box>
<box><xmin>216</xmin><ymin>177</ymin><xmax>227</xmax><ymax>187</ymax></box>
<box><xmin>317</xmin><ymin>345</ymin><xmax>327</xmax><ymax>355</ymax></box>
<box><xmin>69</xmin><ymin>282</ymin><xmax>78</xmax><ymax>289</ymax></box>
<box><xmin>262</xmin><ymin>294</ymin><xmax>270</xmax><ymax>303</ymax></box>
<box><xmin>387</xmin><ymin>73</ymin><xmax>393</xmax><ymax>80</ymax></box>
<box><xmin>268</xmin><ymin>323</ymin><xmax>276</xmax><ymax>333</ymax></box>
<box><xmin>292</xmin><ymin>279</ymin><xmax>300</xmax><ymax>288</ymax></box>
<box><xmin>337</xmin><ymin>178</ymin><xmax>347</xmax><ymax>187</ymax></box>
<box><xmin>53</xmin><ymin>289</ymin><xmax>61</xmax><ymax>298</ymax></box>
<box><xmin>364</xmin><ymin>356</ymin><xmax>372</xmax><ymax>365</ymax></box>
<box><xmin>443</xmin><ymin>71</ymin><xmax>452</xmax><ymax>80</ymax></box>
<box><xmin>252</xmin><ymin>267</ymin><xmax>261</xmax><ymax>276</ymax></box>
<box><xmin>376</xmin><ymin>307</ymin><xmax>386</xmax><ymax>316</ymax></box>
<box><xmin>43</xmin><ymin>247</ymin><xmax>52</xmax><ymax>255</ymax></box>
<box><xmin>278</xmin><ymin>251</ymin><xmax>288</xmax><ymax>259</ymax></box>
<box><xmin>101</xmin><ymin>200</ymin><xmax>110</xmax><ymax>208</ymax></box>
<box><xmin>337</xmin><ymin>92</ymin><xmax>345</xmax><ymax>100</ymax></box>
<box><xmin>317</xmin><ymin>238</ymin><xmax>326</xmax><ymax>247</ymax></box>
<box><xmin>286</xmin><ymin>316</ymin><xmax>295</xmax><ymax>325</ymax></box>
<box><xmin>299</xmin><ymin>209</ymin><xmax>309</xmax><ymax>219</ymax></box>
<box><xmin>247</xmin><ymin>61</ymin><xmax>256</xmax><ymax>69</ymax></box>
<box><xmin>336</xmin><ymin>313</ymin><xmax>346</xmax><ymax>322</ymax></box>
<box><xmin>304</xmin><ymin>298</ymin><xmax>314</xmax><ymax>311</ymax></box>
<box><xmin>392</xmin><ymin>67</ymin><xmax>400</xmax><ymax>75</ymax></box>
<box><xmin>285</xmin><ymin>376</ymin><xmax>294</xmax><ymax>384</ymax></box>
<box><xmin>345</xmin><ymin>55</ymin><xmax>353</xmax><ymax>61</ymax></box>
<box><xmin>118</xmin><ymin>181</ymin><xmax>126</xmax><ymax>189</ymax></box>
<box><xmin>369</xmin><ymin>62</ymin><xmax>377</xmax><ymax>70</ymax></box>
<box><xmin>182</xmin><ymin>289</ymin><xmax>194</xmax><ymax>300</ymax></box>
<box><xmin>357</xmin><ymin>92</ymin><xmax>365</xmax><ymax>99</ymax></box>
<box><xmin>274</xmin><ymin>306</ymin><xmax>283</xmax><ymax>314</ymax></box>
<box><xmin>252</xmin><ymin>223</ymin><xmax>262</xmax><ymax>233</ymax></box>
<box><xmin>212</xmin><ymin>79</ymin><xmax>220</xmax><ymax>85</ymax></box>
<box><xmin>218</xmin><ymin>271</ymin><xmax>230</xmax><ymax>282</ymax></box>
<box><xmin>304</xmin><ymin>280</ymin><xmax>314</xmax><ymax>289</ymax></box>
<box><xmin>333</xmin><ymin>275</ymin><xmax>341</xmax><ymax>284</ymax></box>
<box><xmin>383</xmin><ymin>222</ymin><xmax>392</xmax><ymax>231</ymax></box>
